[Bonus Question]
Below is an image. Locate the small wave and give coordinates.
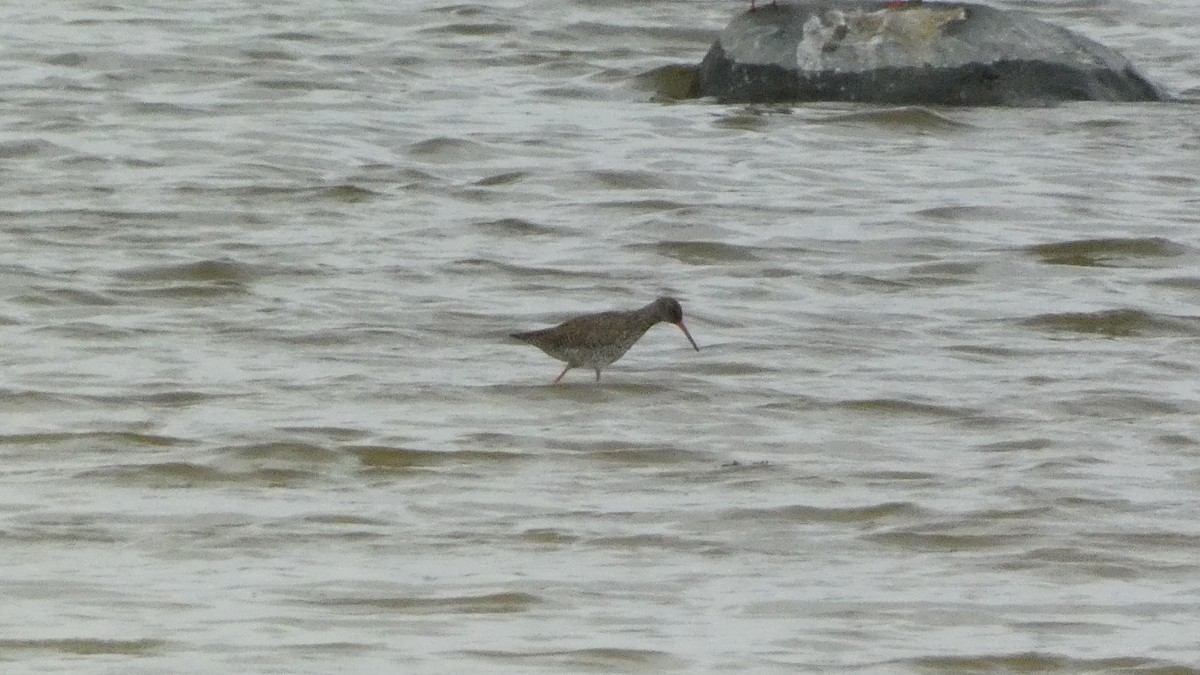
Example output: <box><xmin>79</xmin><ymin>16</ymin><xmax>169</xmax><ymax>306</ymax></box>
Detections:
<box><xmin>407</xmin><ymin>137</ymin><xmax>499</xmax><ymax>163</ymax></box>
<box><xmin>974</xmin><ymin>437</ymin><xmax>1055</xmax><ymax>452</ymax></box>
<box><xmin>1020</xmin><ymin>308</ymin><xmax>1200</xmax><ymax>337</ymax></box>
<box><xmin>471</xmin><ymin>172</ymin><xmax>530</xmax><ymax>188</ymax></box>
<box><xmin>589</xmin><ymin>198</ymin><xmax>695</xmax><ymax>214</ymax></box>
<box><xmin>470</xmin><ymin>216</ymin><xmax>559</xmax><ymax>235</ymax></box>
<box><xmin>0</xmin><ymin>430</ymin><xmax>185</xmax><ymax>450</ymax></box>
<box><xmin>0</xmin><ymin>638</ymin><xmax>167</xmax><ymax>656</ymax></box>
<box><xmin>309</xmin><ymin>591</ymin><xmax>540</xmax><ymax>615</ymax></box>
<box><xmin>818</xmin><ymin>106</ymin><xmax>972</xmax><ymax>130</ymax></box>
<box><xmin>725</xmin><ymin>501</ymin><xmax>919</xmax><ymax>523</ymax></box>
<box><xmin>519</xmin><ymin>528</ymin><xmax>579</xmax><ymax>545</ymax></box>
<box><xmin>225</xmin><ymin>441</ymin><xmax>341</xmax><ymax>464</ymax></box>
<box><xmin>639</xmin><ymin>64</ymin><xmax>699</xmax><ymax>101</ymax></box>
<box><xmin>584</xmin><ymin>170</ymin><xmax>668</xmax><ymax>191</ymax></box>
<box><xmin>443</xmin><ymin>257</ymin><xmax>579</xmax><ymax>279</ymax></box>
<box><xmin>1021</xmin><ymin>236</ymin><xmax>1192</xmax><ymax>267</ymax></box>
<box><xmin>547</xmin><ymin>440</ymin><xmax>698</xmax><ymax>465</ymax></box>
<box><xmin>417</xmin><ymin>22</ymin><xmax>513</xmax><ymax>37</ymax></box>
<box><xmin>465</xmin><ymin>647</ymin><xmax>681</xmax><ymax>669</ymax></box>
<box><xmin>1151</xmin><ymin>276</ymin><xmax>1200</xmax><ymax>291</ymax></box>
<box><xmin>348</xmin><ymin>446</ymin><xmax>524</xmax><ymax>473</ymax></box>
<box><xmin>115</xmin><ymin>258</ymin><xmax>259</xmax><ymax>284</ymax></box>
<box><xmin>835</xmin><ymin>397</ymin><xmax>982</xmax><ymax>419</ymax></box>
<box><xmin>897</xmin><ymin>652</ymin><xmax>1194</xmax><ymax>673</ymax></box>
<box><xmin>78</xmin><ymin>461</ymin><xmax>320</xmax><ymax>487</ymax></box>
<box><xmin>17</xmin><ymin>287</ymin><xmax>117</xmax><ymax>307</ymax></box>
<box><xmin>586</xmin><ymin>533</ymin><xmax>728</xmax><ymax>554</ymax></box>
<box><xmin>867</xmin><ymin>530</ymin><xmax>1026</xmax><ymax>552</ymax></box>
<box><xmin>638</xmin><ymin>240</ymin><xmax>767</xmax><ymax>264</ymax></box>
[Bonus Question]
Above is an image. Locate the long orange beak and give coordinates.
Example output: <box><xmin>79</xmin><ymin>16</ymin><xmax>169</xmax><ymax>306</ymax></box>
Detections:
<box><xmin>675</xmin><ymin>321</ymin><xmax>700</xmax><ymax>351</ymax></box>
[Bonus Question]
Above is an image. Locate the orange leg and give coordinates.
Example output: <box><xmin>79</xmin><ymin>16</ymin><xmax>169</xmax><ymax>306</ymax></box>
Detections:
<box><xmin>554</xmin><ymin>365</ymin><xmax>571</xmax><ymax>384</ymax></box>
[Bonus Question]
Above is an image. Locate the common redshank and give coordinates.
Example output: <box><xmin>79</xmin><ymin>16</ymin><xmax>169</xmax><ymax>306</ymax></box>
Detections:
<box><xmin>511</xmin><ymin>296</ymin><xmax>701</xmax><ymax>384</ymax></box>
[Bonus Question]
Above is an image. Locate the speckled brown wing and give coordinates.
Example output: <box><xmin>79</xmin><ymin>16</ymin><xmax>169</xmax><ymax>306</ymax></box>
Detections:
<box><xmin>553</xmin><ymin>312</ymin><xmax>640</xmax><ymax>347</ymax></box>
<box><xmin>514</xmin><ymin>312</ymin><xmax>608</xmax><ymax>349</ymax></box>
<box><xmin>511</xmin><ymin>310</ymin><xmax>653</xmax><ymax>365</ymax></box>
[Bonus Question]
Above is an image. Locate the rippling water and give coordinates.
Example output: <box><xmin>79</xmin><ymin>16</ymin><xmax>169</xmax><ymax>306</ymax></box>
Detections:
<box><xmin>3</xmin><ymin>0</ymin><xmax>1200</xmax><ymax>672</ymax></box>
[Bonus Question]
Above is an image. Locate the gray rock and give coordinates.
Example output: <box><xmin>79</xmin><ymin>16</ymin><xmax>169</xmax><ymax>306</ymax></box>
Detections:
<box><xmin>696</xmin><ymin>1</ymin><xmax>1168</xmax><ymax>105</ymax></box>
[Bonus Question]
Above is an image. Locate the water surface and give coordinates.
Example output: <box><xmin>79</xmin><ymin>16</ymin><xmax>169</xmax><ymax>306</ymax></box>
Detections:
<box><xmin>2</xmin><ymin>0</ymin><xmax>1200</xmax><ymax>672</ymax></box>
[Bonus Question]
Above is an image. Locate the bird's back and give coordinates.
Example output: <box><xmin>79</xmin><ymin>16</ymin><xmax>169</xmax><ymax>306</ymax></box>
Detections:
<box><xmin>512</xmin><ymin>310</ymin><xmax>654</xmax><ymax>366</ymax></box>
